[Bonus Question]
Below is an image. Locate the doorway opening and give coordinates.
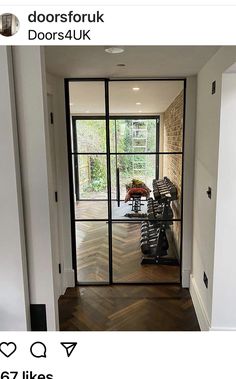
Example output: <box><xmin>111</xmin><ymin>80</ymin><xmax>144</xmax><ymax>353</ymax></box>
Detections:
<box><xmin>65</xmin><ymin>79</ymin><xmax>185</xmax><ymax>285</ymax></box>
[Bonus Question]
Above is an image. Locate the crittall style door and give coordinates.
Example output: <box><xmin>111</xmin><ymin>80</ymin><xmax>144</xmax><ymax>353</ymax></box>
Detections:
<box><xmin>65</xmin><ymin>79</ymin><xmax>185</xmax><ymax>285</ymax></box>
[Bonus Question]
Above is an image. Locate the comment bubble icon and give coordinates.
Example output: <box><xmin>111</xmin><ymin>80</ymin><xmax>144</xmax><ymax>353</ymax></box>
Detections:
<box><xmin>30</xmin><ymin>342</ymin><xmax>47</xmax><ymax>358</ymax></box>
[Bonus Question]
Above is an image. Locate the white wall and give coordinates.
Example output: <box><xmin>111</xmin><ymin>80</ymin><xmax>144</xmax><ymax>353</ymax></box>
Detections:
<box><xmin>0</xmin><ymin>46</ymin><xmax>30</xmax><ymax>330</ymax></box>
<box><xmin>12</xmin><ymin>46</ymin><xmax>59</xmax><ymax>330</ymax></box>
<box><xmin>190</xmin><ymin>47</ymin><xmax>236</xmax><ymax>330</ymax></box>
<box><xmin>46</xmin><ymin>73</ymin><xmax>75</xmax><ymax>292</ymax></box>
<box><xmin>211</xmin><ymin>73</ymin><xmax>236</xmax><ymax>330</ymax></box>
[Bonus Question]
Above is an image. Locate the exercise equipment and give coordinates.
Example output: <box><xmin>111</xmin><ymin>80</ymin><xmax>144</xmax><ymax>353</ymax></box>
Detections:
<box><xmin>140</xmin><ymin>221</ymin><xmax>179</xmax><ymax>265</ymax></box>
<box><xmin>131</xmin><ymin>194</ymin><xmax>143</xmax><ymax>213</ymax></box>
<box><xmin>124</xmin><ymin>179</ymin><xmax>151</xmax><ymax>218</ymax></box>
<box><xmin>124</xmin><ymin>194</ymin><xmax>147</xmax><ymax>218</ymax></box>
<box><xmin>153</xmin><ymin>176</ymin><xmax>178</xmax><ymax>202</ymax></box>
<box><xmin>147</xmin><ymin>197</ymin><xmax>173</xmax><ymax>226</ymax></box>
<box><xmin>140</xmin><ymin>177</ymin><xmax>179</xmax><ymax>266</ymax></box>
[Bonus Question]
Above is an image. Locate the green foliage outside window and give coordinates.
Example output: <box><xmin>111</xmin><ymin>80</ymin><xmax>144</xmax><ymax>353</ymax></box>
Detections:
<box><xmin>76</xmin><ymin>118</ymin><xmax>157</xmax><ymax>197</ymax></box>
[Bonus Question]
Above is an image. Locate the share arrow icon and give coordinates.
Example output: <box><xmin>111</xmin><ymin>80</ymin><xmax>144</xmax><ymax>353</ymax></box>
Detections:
<box><xmin>60</xmin><ymin>342</ymin><xmax>77</xmax><ymax>357</ymax></box>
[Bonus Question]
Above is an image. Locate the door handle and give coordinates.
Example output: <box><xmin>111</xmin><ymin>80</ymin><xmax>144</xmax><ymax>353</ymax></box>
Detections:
<box><xmin>116</xmin><ymin>167</ymin><xmax>120</xmax><ymax>207</ymax></box>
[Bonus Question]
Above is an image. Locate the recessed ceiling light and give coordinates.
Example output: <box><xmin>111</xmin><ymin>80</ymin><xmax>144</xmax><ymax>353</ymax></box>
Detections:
<box><xmin>85</xmin><ymin>110</ymin><xmax>90</xmax><ymax>113</ymax></box>
<box><xmin>132</xmin><ymin>87</ymin><xmax>140</xmax><ymax>91</ymax></box>
<box><xmin>136</xmin><ymin>102</ymin><xmax>141</xmax><ymax>105</ymax></box>
<box><xmin>105</xmin><ymin>47</ymin><xmax>124</xmax><ymax>54</ymax></box>
<box><xmin>138</xmin><ymin>110</ymin><xmax>142</xmax><ymax>113</ymax></box>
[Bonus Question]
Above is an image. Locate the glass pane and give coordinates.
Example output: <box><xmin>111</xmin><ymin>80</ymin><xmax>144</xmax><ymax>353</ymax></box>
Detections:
<box><xmin>160</xmin><ymin>154</ymin><xmax>182</xmax><ymax>219</ymax></box>
<box><xmin>110</xmin><ymin>119</ymin><xmax>157</xmax><ymax>153</ymax></box>
<box><xmin>110</xmin><ymin>155</ymin><xmax>117</xmax><ymax>200</ymax></box>
<box><xmin>75</xmin><ymin>201</ymin><xmax>108</xmax><ymax>220</ymax></box>
<box><xmin>112</xmin><ymin>175</ymin><xmax>181</xmax><ymax>220</ymax></box>
<box><xmin>109</xmin><ymin>80</ymin><xmax>184</xmax><ymax>154</ymax></box>
<box><xmin>76</xmin><ymin>221</ymin><xmax>109</xmax><ymax>283</ymax></box>
<box><xmin>159</xmin><ymin>89</ymin><xmax>184</xmax><ymax>153</ymax></box>
<box><xmin>73</xmin><ymin>155</ymin><xmax>107</xmax><ymax>200</ymax></box>
<box><xmin>111</xmin><ymin>154</ymin><xmax>156</xmax><ymax>200</ymax></box>
<box><xmin>112</xmin><ymin>221</ymin><xmax>180</xmax><ymax>283</ymax></box>
<box><xmin>73</xmin><ymin>119</ymin><xmax>106</xmax><ymax>153</ymax></box>
<box><xmin>112</xmin><ymin>200</ymin><xmax>148</xmax><ymax>220</ymax></box>
<box><xmin>69</xmin><ymin>81</ymin><xmax>105</xmax><ymax>115</ymax></box>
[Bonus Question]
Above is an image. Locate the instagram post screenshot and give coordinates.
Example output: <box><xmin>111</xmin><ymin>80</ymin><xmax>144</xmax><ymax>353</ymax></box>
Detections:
<box><xmin>0</xmin><ymin>1</ymin><xmax>236</xmax><ymax>378</ymax></box>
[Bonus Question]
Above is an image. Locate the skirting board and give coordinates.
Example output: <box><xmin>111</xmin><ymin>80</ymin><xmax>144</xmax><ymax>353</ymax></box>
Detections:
<box><xmin>190</xmin><ymin>274</ymin><xmax>210</xmax><ymax>331</ymax></box>
<box><xmin>210</xmin><ymin>326</ymin><xmax>236</xmax><ymax>331</ymax></box>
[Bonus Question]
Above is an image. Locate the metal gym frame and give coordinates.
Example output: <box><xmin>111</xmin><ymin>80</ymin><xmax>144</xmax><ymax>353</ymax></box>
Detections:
<box><xmin>64</xmin><ymin>78</ymin><xmax>186</xmax><ymax>286</ymax></box>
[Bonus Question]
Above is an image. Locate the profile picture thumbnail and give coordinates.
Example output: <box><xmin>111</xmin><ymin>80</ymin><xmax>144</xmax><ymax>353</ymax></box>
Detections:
<box><xmin>0</xmin><ymin>13</ymin><xmax>19</xmax><ymax>37</ymax></box>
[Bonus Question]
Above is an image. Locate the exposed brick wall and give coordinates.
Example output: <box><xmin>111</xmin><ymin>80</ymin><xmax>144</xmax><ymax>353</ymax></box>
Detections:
<box><xmin>163</xmin><ymin>90</ymin><xmax>184</xmax><ymax>256</ymax></box>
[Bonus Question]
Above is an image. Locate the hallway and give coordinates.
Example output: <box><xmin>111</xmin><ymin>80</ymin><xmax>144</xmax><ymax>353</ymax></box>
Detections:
<box><xmin>59</xmin><ymin>285</ymin><xmax>200</xmax><ymax>331</ymax></box>
<box><xmin>3</xmin><ymin>45</ymin><xmax>236</xmax><ymax>332</ymax></box>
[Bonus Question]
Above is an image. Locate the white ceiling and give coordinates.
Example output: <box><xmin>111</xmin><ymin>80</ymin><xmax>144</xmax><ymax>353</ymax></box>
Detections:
<box><xmin>45</xmin><ymin>46</ymin><xmax>219</xmax><ymax>78</ymax></box>
<box><xmin>69</xmin><ymin>80</ymin><xmax>184</xmax><ymax>114</ymax></box>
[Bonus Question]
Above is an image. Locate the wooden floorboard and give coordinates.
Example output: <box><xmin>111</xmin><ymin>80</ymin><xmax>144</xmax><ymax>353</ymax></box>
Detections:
<box><xmin>59</xmin><ymin>285</ymin><xmax>200</xmax><ymax>331</ymax></box>
<box><xmin>75</xmin><ymin>201</ymin><xmax>180</xmax><ymax>283</ymax></box>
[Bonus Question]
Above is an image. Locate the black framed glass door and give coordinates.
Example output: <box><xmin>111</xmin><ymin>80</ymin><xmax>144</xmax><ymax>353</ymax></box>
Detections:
<box><xmin>66</xmin><ymin>80</ymin><xmax>110</xmax><ymax>284</ymax></box>
<box><xmin>65</xmin><ymin>79</ymin><xmax>185</xmax><ymax>285</ymax></box>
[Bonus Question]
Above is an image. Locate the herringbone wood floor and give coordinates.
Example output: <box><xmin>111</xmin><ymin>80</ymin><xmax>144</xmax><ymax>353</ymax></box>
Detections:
<box><xmin>59</xmin><ymin>285</ymin><xmax>200</xmax><ymax>331</ymax></box>
<box><xmin>76</xmin><ymin>221</ymin><xmax>179</xmax><ymax>283</ymax></box>
<box><xmin>75</xmin><ymin>201</ymin><xmax>180</xmax><ymax>283</ymax></box>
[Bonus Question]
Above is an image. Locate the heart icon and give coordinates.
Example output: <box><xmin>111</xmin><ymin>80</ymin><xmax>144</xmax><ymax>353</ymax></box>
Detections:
<box><xmin>0</xmin><ymin>342</ymin><xmax>17</xmax><ymax>358</ymax></box>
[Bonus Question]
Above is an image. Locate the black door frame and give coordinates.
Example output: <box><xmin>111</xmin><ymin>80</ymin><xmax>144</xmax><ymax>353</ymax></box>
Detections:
<box><xmin>64</xmin><ymin>78</ymin><xmax>186</xmax><ymax>286</ymax></box>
